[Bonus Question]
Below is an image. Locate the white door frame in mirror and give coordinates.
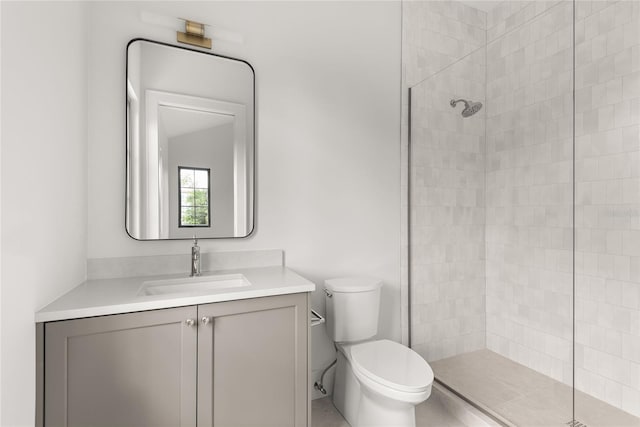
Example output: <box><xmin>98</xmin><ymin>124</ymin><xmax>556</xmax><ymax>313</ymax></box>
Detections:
<box><xmin>126</xmin><ymin>80</ymin><xmax>141</xmax><ymax>238</ymax></box>
<box><xmin>145</xmin><ymin>90</ymin><xmax>248</xmax><ymax>239</ymax></box>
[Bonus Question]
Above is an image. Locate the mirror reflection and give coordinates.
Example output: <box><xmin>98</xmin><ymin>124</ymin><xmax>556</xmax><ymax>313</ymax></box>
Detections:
<box><xmin>126</xmin><ymin>39</ymin><xmax>254</xmax><ymax>240</ymax></box>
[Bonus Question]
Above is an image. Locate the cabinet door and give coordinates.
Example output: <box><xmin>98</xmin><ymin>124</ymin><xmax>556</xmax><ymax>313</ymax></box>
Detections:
<box><xmin>197</xmin><ymin>293</ymin><xmax>309</xmax><ymax>427</ymax></box>
<box><xmin>44</xmin><ymin>306</ymin><xmax>198</xmax><ymax>427</ymax></box>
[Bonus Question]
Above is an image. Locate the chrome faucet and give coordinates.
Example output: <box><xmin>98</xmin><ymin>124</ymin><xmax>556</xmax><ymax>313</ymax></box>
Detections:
<box><xmin>190</xmin><ymin>237</ymin><xmax>201</xmax><ymax>277</ymax></box>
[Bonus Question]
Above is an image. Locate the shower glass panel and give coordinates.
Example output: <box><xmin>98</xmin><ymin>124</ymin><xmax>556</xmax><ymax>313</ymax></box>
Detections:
<box><xmin>408</xmin><ymin>1</ymin><xmax>575</xmax><ymax>424</ymax></box>
<box><xmin>409</xmin><ymin>48</ymin><xmax>487</xmax><ymax>363</ymax></box>
<box><xmin>573</xmin><ymin>1</ymin><xmax>640</xmax><ymax>424</ymax></box>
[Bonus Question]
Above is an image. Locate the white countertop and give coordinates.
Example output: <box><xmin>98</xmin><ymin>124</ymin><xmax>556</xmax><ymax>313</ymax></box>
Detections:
<box><xmin>36</xmin><ymin>266</ymin><xmax>315</xmax><ymax>322</ymax></box>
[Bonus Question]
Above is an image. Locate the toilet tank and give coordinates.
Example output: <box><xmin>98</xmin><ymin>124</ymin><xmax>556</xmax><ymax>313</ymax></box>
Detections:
<box><xmin>324</xmin><ymin>277</ymin><xmax>382</xmax><ymax>342</ymax></box>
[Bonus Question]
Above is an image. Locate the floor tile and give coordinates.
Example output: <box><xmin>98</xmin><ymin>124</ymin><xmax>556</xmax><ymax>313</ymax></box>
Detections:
<box><xmin>312</xmin><ymin>396</ymin><xmax>350</xmax><ymax>427</ymax></box>
<box><xmin>311</xmin><ymin>387</ymin><xmax>475</xmax><ymax>427</ymax></box>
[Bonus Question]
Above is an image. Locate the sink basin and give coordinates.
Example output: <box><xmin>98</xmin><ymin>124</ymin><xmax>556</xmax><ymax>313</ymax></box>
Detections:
<box><xmin>138</xmin><ymin>273</ymin><xmax>250</xmax><ymax>296</ymax></box>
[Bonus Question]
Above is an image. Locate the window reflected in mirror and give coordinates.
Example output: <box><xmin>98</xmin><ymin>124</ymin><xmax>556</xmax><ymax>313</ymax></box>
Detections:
<box><xmin>179</xmin><ymin>167</ymin><xmax>210</xmax><ymax>227</ymax></box>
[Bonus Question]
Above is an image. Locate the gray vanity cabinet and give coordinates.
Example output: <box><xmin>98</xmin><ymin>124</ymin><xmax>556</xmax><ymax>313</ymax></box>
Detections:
<box><xmin>197</xmin><ymin>293</ymin><xmax>308</xmax><ymax>427</ymax></box>
<box><xmin>40</xmin><ymin>293</ymin><xmax>309</xmax><ymax>427</ymax></box>
<box><xmin>43</xmin><ymin>305</ymin><xmax>198</xmax><ymax>427</ymax></box>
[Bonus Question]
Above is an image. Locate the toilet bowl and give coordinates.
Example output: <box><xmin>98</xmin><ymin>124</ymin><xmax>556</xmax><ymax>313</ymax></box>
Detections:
<box><xmin>324</xmin><ymin>278</ymin><xmax>434</xmax><ymax>427</ymax></box>
<box><xmin>333</xmin><ymin>340</ymin><xmax>434</xmax><ymax>427</ymax></box>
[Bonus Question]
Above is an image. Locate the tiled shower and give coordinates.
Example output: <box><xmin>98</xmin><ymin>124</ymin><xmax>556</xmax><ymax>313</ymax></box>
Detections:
<box><xmin>404</xmin><ymin>0</ymin><xmax>640</xmax><ymax>423</ymax></box>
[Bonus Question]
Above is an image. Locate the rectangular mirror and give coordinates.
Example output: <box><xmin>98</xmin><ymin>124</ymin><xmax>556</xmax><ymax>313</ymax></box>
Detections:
<box><xmin>126</xmin><ymin>39</ymin><xmax>254</xmax><ymax>240</ymax></box>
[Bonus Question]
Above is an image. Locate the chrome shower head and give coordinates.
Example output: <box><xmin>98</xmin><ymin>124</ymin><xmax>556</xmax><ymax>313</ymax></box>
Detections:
<box><xmin>450</xmin><ymin>98</ymin><xmax>483</xmax><ymax>117</ymax></box>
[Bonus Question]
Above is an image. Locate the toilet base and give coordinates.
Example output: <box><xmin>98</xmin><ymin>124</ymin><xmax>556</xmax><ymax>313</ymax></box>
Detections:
<box><xmin>332</xmin><ymin>344</ymin><xmax>428</xmax><ymax>427</ymax></box>
<box><xmin>357</xmin><ymin>384</ymin><xmax>416</xmax><ymax>427</ymax></box>
<box><xmin>333</xmin><ymin>350</ymin><xmax>360</xmax><ymax>426</ymax></box>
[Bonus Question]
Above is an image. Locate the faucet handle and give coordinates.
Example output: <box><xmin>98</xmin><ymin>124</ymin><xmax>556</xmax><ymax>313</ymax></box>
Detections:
<box><xmin>193</xmin><ymin>235</ymin><xmax>198</xmax><ymax>246</ymax></box>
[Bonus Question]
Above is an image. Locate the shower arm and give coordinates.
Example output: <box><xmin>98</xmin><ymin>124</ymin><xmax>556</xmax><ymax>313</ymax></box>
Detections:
<box><xmin>450</xmin><ymin>99</ymin><xmax>469</xmax><ymax>108</ymax></box>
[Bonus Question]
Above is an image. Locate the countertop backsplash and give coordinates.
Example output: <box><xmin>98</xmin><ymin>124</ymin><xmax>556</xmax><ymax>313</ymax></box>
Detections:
<box><xmin>87</xmin><ymin>249</ymin><xmax>284</xmax><ymax>280</ymax></box>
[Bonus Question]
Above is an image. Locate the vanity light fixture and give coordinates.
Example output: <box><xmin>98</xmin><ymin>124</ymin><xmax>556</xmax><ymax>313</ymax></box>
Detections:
<box><xmin>140</xmin><ymin>11</ymin><xmax>244</xmax><ymax>45</ymax></box>
<box><xmin>177</xmin><ymin>19</ymin><xmax>212</xmax><ymax>49</ymax></box>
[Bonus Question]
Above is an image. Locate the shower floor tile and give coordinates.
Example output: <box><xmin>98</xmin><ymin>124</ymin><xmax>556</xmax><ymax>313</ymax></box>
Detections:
<box><xmin>431</xmin><ymin>349</ymin><xmax>640</xmax><ymax>427</ymax></box>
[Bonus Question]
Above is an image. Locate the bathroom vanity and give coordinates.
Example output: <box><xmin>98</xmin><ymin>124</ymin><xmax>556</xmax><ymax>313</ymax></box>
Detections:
<box><xmin>35</xmin><ymin>34</ymin><xmax>313</xmax><ymax>427</ymax></box>
<box><xmin>35</xmin><ymin>266</ymin><xmax>314</xmax><ymax>427</ymax></box>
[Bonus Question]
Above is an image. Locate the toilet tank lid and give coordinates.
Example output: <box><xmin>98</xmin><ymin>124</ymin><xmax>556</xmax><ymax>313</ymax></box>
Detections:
<box><xmin>324</xmin><ymin>277</ymin><xmax>382</xmax><ymax>293</ymax></box>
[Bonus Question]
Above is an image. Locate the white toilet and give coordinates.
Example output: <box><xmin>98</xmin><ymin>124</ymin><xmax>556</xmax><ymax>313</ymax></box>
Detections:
<box><xmin>325</xmin><ymin>277</ymin><xmax>434</xmax><ymax>427</ymax></box>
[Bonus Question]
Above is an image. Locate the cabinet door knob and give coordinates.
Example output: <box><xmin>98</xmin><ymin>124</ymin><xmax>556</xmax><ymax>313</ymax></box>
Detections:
<box><xmin>185</xmin><ymin>318</ymin><xmax>196</xmax><ymax>327</ymax></box>
<box><xmin>201</xmin><ymin>316</ymin><xmax>212</xmax><ymax>325</ymax></box>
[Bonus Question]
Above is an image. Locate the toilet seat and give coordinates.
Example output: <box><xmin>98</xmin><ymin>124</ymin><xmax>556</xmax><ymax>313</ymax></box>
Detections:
<box><xmin>349</xmin><ymin>339</ymin><xmax>434</xmax><ymax>394</ymax></box>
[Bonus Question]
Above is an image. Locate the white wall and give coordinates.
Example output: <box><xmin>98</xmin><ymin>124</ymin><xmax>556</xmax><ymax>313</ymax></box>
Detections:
<box><xmin>0</xmin><ymin>2</ymin><xmax>3</xmax><ymax>422</ymax></box>
<box><xmin>0</xmin><ymin>2</ymin><xmax>88</xmax><ymax>426</ymax></box>
<box><xmin>0</xmin><ymin>3</ymin><xmax>401</xmax><ymax>422</ymax></box>
<box><xmin>87</xmin><ymin>0</ymin><xmax>401</xmax><ymax>394</ymax></box>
